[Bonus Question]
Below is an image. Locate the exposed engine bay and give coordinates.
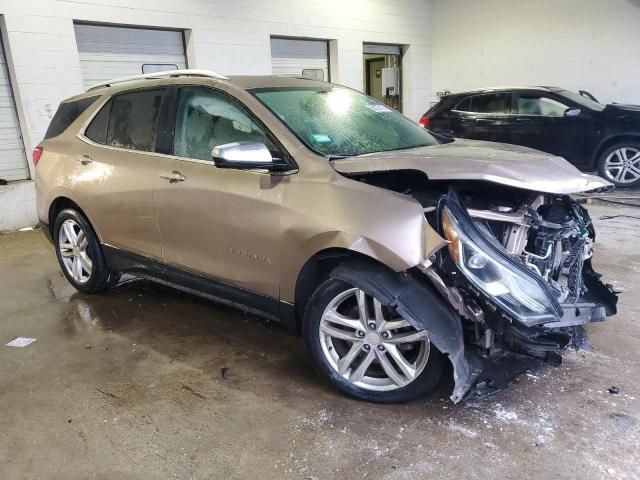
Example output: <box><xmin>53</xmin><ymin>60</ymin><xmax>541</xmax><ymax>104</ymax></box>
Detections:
<box><xmin>346</xmin><ymin>170</ymin><xmax>619</xmax><ymax>400</ymax></box>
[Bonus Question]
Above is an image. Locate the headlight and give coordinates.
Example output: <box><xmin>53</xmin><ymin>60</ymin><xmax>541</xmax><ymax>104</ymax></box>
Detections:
<box><xmin>441</xmin><ymin>201</ymin><xmax>561</xmax><ymax>326</ymax></box>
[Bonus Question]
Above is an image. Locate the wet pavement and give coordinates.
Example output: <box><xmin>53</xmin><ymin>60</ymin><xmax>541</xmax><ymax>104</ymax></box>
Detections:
<box><xmin>1</xmin><ymin>201</ymin><xmax>639</xmax><ymax>479</ymax></box>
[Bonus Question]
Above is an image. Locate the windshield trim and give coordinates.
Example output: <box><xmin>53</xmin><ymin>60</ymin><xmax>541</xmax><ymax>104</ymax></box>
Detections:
<box><xmin>249</xmin><ymin>86</ymin><xmax>440</xmax><ymax>159</ymax></box>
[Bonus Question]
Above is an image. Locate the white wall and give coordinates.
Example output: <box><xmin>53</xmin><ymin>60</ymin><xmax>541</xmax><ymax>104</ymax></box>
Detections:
<box><xmin>432</xmin><ymin>0</ymin><xmax>640</xmax><ymax>105</ymax></box>
<box><xmin>0</xmin><ymin>180</ymin><xmax>37</xmax><ymax>231</ymax></box>
<box><xmin>0</xmin><ymin>0</ymin><xmax>433</xmax><ymax>158</ymax></box>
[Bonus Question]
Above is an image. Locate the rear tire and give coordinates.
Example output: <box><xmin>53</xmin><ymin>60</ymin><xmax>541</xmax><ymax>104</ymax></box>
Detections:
<box><xmin>303</xmin><ymin>278</ymin><xmax>444</xmax><ymax>403</ymax></box>
<box><xmin>53</xmin><ymin>208</ymin><xmax>117</xmax><ymax>294</ymax></box>
<box><xmin>597</xmin><ymin>142</ymin><xmax>640</xmax><ymax>188</ymax></box>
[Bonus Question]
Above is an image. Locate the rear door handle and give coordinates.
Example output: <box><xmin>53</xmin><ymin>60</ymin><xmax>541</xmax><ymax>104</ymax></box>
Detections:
<box><xmin>159</xmin><ymin>170</ymin><xmax>187</xmax><ymax>183</ymax></box>
<box><xmin>77</xmin><ymin>155</ymin><xmax>93</xmax><ymax>165</ymax></box>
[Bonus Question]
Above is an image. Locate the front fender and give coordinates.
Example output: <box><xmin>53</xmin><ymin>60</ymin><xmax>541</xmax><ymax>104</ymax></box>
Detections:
<box><xmin>330</xmin><ymin>257</ymin><xmax>473</xmax><ymax>403</ymax></box>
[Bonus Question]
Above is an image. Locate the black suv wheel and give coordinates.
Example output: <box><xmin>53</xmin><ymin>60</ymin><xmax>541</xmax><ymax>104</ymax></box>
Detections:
<box><xmin>598</xmin><ymin>141</ymin><xmax>640</xmax><ymax>187</ymax></box>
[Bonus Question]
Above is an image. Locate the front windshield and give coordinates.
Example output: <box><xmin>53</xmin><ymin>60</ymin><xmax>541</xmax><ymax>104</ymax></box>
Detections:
<box><xmin>558</xmin><ymin>89</ymin><xmax>605</xmax><ymax>111</ymax></box>
<box><xmin>253</xmin><ymin>86</ymin><xmax>439</xmax><ymax>157</ymax></box>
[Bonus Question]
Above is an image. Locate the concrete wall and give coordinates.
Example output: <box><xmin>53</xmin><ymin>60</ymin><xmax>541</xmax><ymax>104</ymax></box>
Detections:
<box><xmin>0</xmin><ymin>0</ymin><xmax>433</xmax><ymax>230</ymax></box>
<box><xmin>0</xmin><ymin>0</ymin><xmax>433</xmax><ymax>150</ymax></box>
<box><xmin>0</xmin><ymin>181</ymin><xmax>37</xmax><ymax>232</ymax></box>
<box><xmin>432</xmin><ymin>0</ymin><xmax>640</xmax><ymax>105</ymax></box>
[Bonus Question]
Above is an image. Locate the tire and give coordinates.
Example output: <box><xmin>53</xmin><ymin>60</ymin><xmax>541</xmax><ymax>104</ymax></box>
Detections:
<box><xmin>597</xmin><ymin>142</ymin><xmax>640</xmax><ymax>188</ymax></box>
<box><xmin>303</xmin><ymin>278</ymin><xmax>445</xmax><ymax>403</ymax></box>
<box><xmin>53</xmin><ymin>208</ymin><xmax>117</xmax><ymax>294</ymax></box>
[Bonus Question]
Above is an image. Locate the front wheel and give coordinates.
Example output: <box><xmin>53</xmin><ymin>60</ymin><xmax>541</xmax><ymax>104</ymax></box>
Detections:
<box><xmin>597</xmin><ymin>142</ymin><xmax>640</xmax><ymax>187</ymax></box>
<box><xmin>303</xmin><ymin>278</ymin><xmax>444</xmax><ymax>403</ymax></box>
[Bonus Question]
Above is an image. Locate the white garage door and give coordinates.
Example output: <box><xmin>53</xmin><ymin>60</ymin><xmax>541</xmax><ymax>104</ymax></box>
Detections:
<box><xmin>0</xmin><ymin>38</ymin><xmax>27</xmax><ymax>181</ymax></box>
<box><xmin>270</xmin><ymin>38</ymin><xmax>329</xmax><ymax>81</ymax></box>
<box><xmin>74</xmin><ymin>24</ymin><xmax>187</xmax><ymax>89</ymax></box>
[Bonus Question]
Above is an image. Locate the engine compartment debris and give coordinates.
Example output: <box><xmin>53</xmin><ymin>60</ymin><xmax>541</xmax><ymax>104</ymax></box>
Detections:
<box><xmin>346</xmin><ymin>172</ymin><xmax>619</xmax><ymax>400</ymax></box>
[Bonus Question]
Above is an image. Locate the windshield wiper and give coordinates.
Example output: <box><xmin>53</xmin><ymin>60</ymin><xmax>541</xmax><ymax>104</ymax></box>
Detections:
<box><xmin>326</xmin><ymin>154</ymin><xmax>357</xmax><ymax>160</ymax></box>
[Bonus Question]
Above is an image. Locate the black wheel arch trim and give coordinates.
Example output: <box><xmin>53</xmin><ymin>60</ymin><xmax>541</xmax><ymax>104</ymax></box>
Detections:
<box><xmin>329</xmin><ymin>257</ymin><xmax>472</xmax><ymax>403</ymax></box>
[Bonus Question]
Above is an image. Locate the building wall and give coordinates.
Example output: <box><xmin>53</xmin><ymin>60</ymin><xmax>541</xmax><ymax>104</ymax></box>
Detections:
<box><xmin>0</xmin><ymin>0</ymin><xmax>433</xmax><ymax>158</ymax></box>
<box><xmin>0</xmin><ymin>0</ymin><xmax>433</xmax><ymax>230</ymax></box>
<box><xmin>432</xmin><ymin>0</ymin><xmax>640</xmax><ymax>106</ymax></box>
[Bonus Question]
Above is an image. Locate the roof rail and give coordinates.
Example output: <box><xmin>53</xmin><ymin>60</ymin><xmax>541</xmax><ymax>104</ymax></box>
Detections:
<box><xmin>87</xmin><ymin>69</ymin><xmax>229</xmax><ymax>91</ymax></box>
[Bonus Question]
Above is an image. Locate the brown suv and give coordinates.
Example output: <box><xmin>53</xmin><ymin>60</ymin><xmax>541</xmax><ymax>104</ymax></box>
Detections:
<box><xmin>35</xmin><ymin>70</ymin><xmax>618</xmax><ymax>403</ymax></box>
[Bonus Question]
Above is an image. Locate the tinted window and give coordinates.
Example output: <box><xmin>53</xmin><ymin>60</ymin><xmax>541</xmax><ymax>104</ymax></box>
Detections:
<box><xmin>253</xmin><ymin>87</ymin><xmax>438</xmax><ymax>158</ymax></box>
<box><xmin>174</xmin><ymin>86</ymin><xmax>272</xmax><ymax>161</ymax></box>
<box><xmin>516</xmin><ymin>95</ymin><xmax>569</xmax><ymax>116</ymax></box>
<box><xmin>454</xmin><ymin>97</ymin><xmax>472</xmax><ymax>112</ymax></box>
<box><xmin>44</xmin><ymin>95</ymin><xmax>100</xmax><ymax>139</ymax></box>
<box><xmin>556</xmin><ymin>89</ymin><xmax>605</xmax><ymax>111</ymax></box>
<box><xmin>106</xmin><ymin>89</ymin><xmax>164</xmax><ymax>152</ymax></box>
<box><xmin>455</xmin><ymin>94</ymin><xmax>508</xmax><ymax>114</ymax></box>
<box><xmin>85</xmin><ymin>99</ymin><xmax>112</xmax><ymax>144</ymax></box>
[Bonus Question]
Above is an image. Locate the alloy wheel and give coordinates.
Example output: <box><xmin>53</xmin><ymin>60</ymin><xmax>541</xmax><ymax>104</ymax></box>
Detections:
<box><xmin>58</xmin><ymin>219</ymin><xmax>92</xmax><ymax>284</ymax></box>
<box><xmin>319</xmin><ymin>288</ymin><xmax>430</xmax><ymax>391</ymax></box>
<box><xmin>604</xmin><ymin>147</ymin><xmax>640</xmax><ymax>184</ymax></box>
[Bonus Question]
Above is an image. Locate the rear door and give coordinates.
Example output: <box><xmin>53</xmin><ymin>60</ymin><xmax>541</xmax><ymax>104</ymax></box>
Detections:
<box><xmin>448</xmin><ymin>92</ymin><xmax>511</xmax><ymax>143</ymax></box>
<box><xmin>78</xmin><ymin>88</ymin><xmax>166</xmax><ymax>259</ymax></box>
<box><xmin>510</xmin><ymin>92</ymin><xmax>590</xmax><ymax>163</ymax></box>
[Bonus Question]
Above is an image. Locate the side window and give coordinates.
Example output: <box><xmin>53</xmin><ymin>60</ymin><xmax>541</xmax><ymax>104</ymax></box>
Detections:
<box><xmin>516</xmin><ymin>95</ymin><xmax>568</xmax><ymax>117</ymax></box>
<box><xmin>454</xmin><ymin>97</ymin><xmax>472</xmax><ymax>112</ymax></box>
<box><xmin>85</xmin><ymin>99</ymin><xmax>112</xmax><ymax>144</ymax></box>
<box><xmin>106</xmin><ymin>89</ymin><xmax>164</xmax><ymax>152</ymax></box>
<box><xmin>455</xmin><ymin>94</ymin><xmax>508</xmax><ymax>114</ymax></box>
<box><xmin>173</xmin><ymin>86</ymin><xmax>272</xmax><ymax>161</ymax></box>
<box><xmin>44</xmin><ymin>95</ymin><xmax>100</xmax><ymax>139</ymax></box>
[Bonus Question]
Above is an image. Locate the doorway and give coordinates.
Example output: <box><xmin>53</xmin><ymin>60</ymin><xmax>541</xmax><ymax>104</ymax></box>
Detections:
<box><xmin>363</xmin><ymin>43</ymin><xmax>402</xmax><ymax>111</ymax></box>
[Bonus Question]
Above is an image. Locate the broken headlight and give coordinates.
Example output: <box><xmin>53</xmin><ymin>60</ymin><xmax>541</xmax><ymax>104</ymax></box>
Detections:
<box><xmin>440</xmin><ymin>200</ymin><xmax>562</xmax><ymax>326</ymax></box>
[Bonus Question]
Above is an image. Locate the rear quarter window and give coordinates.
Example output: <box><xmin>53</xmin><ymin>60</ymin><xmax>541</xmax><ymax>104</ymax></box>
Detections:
<box><xmin>44</xmin><ymin>95</ymin><xmax>100</xmax><ymax>140</ymax></box>
<box><xmin>85</xmin><ymin>99</ymin><xmax>112</xmax><ymax>144</ymax></box>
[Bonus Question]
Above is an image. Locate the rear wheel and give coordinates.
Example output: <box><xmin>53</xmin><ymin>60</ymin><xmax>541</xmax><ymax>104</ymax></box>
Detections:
<box><xmin>303</xmin><ymin>278</ymin><xmax>444</xmax><ymax>403</ymax></box>
<box><xmin>597</xmin><ymin>142</ymin><xmax>640</xmax><ymax>187</ymax></box>
<box><xmin>53</xmin><ymin>209</ymin><xmax>117</xmax><ymax>293</ymax></box>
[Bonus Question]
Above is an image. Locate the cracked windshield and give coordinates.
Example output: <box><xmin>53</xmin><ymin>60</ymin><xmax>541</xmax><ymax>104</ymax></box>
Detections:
<box><xmin>254</xmin><ymin>86</ymin><xmax>438</xmax><ymax>157</ymax></box>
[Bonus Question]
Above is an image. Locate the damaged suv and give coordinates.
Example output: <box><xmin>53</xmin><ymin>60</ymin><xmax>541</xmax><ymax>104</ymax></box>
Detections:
<box><xmin>35</xmin><ymin>70</ymin><xmax>618</xmax><ymax>403</ymax></box>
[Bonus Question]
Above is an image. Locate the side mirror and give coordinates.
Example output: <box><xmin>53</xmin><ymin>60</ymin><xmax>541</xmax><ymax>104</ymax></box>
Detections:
<box><xmin>212</xmin><ymin>141</ymin><xmax>274</xmax><ymax>170</ymax></box>
<box><xmin>565</xmin><ymin>108</ymin><xmax>582</xmax><ymax>117</ymax></box>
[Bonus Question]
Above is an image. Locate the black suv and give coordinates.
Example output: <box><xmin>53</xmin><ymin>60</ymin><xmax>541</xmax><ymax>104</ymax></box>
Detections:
<box><xmin>421</xmin><ymin>86</ymin><xmax>640</xmax><ymax>187</ymax></box>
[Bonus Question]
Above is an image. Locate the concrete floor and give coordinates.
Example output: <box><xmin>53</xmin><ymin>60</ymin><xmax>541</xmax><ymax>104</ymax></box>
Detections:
<box><xmin>1</xmin><ymin>201</ymin><xmax>639</xmax><ymax>480</ymax></box>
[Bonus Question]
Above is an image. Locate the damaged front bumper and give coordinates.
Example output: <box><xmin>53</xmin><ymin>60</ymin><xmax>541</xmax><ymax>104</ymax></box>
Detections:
<box><xmin>429</xmin><ymin>195</ymin><xmax>619</xmax><ymax>402</ymax></box>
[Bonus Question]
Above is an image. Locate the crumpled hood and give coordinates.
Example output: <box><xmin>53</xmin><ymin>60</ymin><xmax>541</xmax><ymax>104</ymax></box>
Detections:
<box><xmin>331</xmin><ymin>139</ymin><xmax>612</xmax><ymax>194</ymax></box>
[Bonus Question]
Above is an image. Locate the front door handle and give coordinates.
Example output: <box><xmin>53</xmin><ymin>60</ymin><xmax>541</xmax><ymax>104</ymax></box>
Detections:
<box><xmin>159</xmin><ymin>170</ymin><xmax>187</xmax><ymax>183</ymax></box>
<box><xmin>77</xmin><ymin>155</ymin><xmax>93</xmax><ymax>165</ymax></box>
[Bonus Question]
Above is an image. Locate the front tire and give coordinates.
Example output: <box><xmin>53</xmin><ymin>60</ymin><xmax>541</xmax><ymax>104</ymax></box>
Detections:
<box><xmin>303</xmin><ymin>278</ymin><xmax>444</xmax><ymax>403</ymax></box>
<box><xmin>597</xmin><ymin>142</ymin><xmax>640</xmax><ymax>187</ymax></box>
<box><xmin>53</xmin><ymin>208</ymin><xmax>116</xmax><ymax>294</ymax></box>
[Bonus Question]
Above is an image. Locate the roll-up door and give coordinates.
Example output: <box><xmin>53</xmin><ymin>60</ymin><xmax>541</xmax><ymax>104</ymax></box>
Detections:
<box><xmin>0</xmin><ymin>36</ymin><xmax>27</xmax><ymax>181</ymax></box>
<box><xmin>74</xmin><ymin>24</ymin><xmax>187</xmax><ymax>89</ymax></box>
<box><xmin>270</xmin><ymin>38</ymin><xmax>329</xmax><ymax>81</ymax></box>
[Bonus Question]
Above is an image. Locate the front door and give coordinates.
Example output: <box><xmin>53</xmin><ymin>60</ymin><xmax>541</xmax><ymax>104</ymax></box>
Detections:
<box><xmin>509</xmin><ymin>93</ymin><xmax>591</xmax><ymax>164</ymax></box>
<box><xmin>154</xmin><ymin>86</ymin><xmax>285</xmax><ymax>299</ymax></box>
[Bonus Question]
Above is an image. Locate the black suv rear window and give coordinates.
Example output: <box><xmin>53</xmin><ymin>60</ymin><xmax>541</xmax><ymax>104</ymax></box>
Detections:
<box><xmin>44</xmin><ymin>95</ymin><xmax>100</xmax><ymax>140</ymax></box>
